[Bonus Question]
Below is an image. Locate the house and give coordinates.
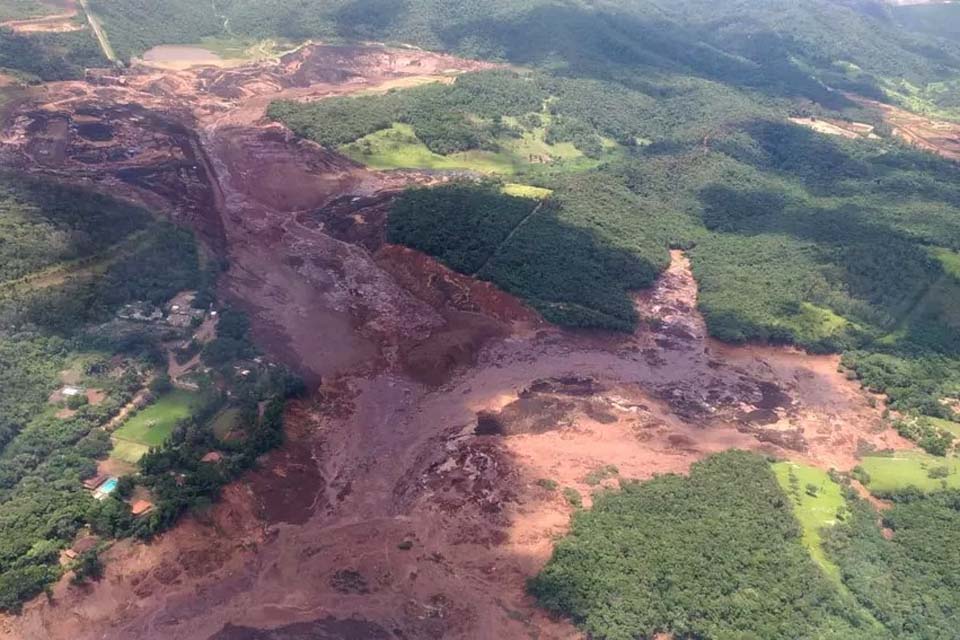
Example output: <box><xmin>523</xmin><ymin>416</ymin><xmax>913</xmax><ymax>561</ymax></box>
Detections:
<box><xmin>117</xmin><ymin>301</ymin><xmax>162</xmax><ymax>323</ymax></box>
<box><xmin>82</xmin><ymin>474</ymin><xmax>108</xmax><ymax>491</ymax></box>
<box><xmin>131</xmin><ymin>500</ymin><xmax>154</xmax><ymax>517</ymax></box>
<box><xmin>62</xmin><ymin>386</ymin><xmax>82</xmax><ymax>397</ymax></box>
<box><xmin>201</xmin><ymin>451</ymin><xmax>223</xmax><ymax>463</ymax></box>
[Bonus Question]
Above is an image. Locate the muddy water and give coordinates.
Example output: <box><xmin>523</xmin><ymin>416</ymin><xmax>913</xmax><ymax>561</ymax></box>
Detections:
<box><xmin>142</xmin><ymin>46</ymin><xmax>224</xmax><ymax>65</ymax></box>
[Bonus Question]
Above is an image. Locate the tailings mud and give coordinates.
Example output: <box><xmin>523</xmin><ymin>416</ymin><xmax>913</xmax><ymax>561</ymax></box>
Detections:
<box><xmin>0</xmin><ymin>46</ymin><xmax>915</xmax><ymax>640</ymax></box>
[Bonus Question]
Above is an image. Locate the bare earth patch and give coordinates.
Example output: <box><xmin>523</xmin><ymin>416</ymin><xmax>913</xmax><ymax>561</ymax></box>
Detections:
<box><xmin>850</xmin><ymin>94</ymin><xmax>960</xmax><ymax>160</ymax></box>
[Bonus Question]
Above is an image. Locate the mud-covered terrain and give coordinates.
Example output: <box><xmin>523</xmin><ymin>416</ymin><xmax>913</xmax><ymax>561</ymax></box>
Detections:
<box><xmin>850</xmin><ymin>94</ymin><xmax>960</xmax><ymax>160</ymax></box>
<box><xmin>0</xmin><ymin>46</ymin><xmax>914</xmax><ymax>640</ymax></box>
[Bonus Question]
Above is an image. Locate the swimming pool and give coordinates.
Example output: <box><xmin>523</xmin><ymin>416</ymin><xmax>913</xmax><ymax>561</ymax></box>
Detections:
<box><xmin>94</xmin><ymin>477</ymin><xmax>118</xmax><ymax>500</ymax></box>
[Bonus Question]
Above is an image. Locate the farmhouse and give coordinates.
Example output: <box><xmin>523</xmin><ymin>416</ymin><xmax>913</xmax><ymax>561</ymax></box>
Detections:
<box><xmin>82</xmin><ymin>474</ymin><xmax>108</xmax><ymax>491</ymax></box>
<box><xmin>131</xmin><ymin>500</ymin><xmax>154</xmax><ymax>517</ymax></box>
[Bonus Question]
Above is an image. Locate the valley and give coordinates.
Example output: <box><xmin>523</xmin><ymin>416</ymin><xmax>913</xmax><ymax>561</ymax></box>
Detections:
<box><xmin>5</xmin><ymin>0</ymin><xmax>960</xmax><ymax>636</ymax></box>
<box><xmin>0</xmin><ymin>43</ymin><xmax>926</xmax><ymax>640</ymax></box>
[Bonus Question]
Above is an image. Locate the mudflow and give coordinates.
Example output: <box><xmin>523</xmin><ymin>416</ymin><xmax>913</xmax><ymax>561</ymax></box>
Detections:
<box><xmin>0</xmin><ymin>44</ymin><xmax>914</xmax><ymax>640</ymax></box>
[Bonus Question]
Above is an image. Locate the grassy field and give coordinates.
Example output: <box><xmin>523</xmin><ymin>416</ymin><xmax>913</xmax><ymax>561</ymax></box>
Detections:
<box><xmin>211</xmin><ymin>406</ymin><xmax>240</xmax><ymax>440</ymax></box>
<box><xmin>340</xmin><ymin>123</ymin><xmax>521</xmax><ymax>173</ymax></box>
<box><xmin>780</xmin><ymin>303</ymin><xmax>854</xmax><ymax>346</ymax></box>
<box><xmin>773</xmin><ymin>462</ymin><xmax>848</xmax><ymax>582</ymax></box>
<box><xmin>501</xmin><ymin>183</ymin><xmax>552</xmax><ymax>199</ymax></box>
<box><xmin>109</xmin><ymin>439</ymin><xmax>150</xmax><ymax>464</ymax></box>
<box><xmin>339</xmin><ymin>121</ymin><xmax>614</xmax><ymax>175</ymax></box>
<box><xmin>111</xmin><ymin>389</ymin><xmax>199</xmax><ymax>461</ymax></box>
<box><xmin>858</xmin><ymin>450</ymin><xmax>960</xmax><ymax>494</ymax></box>
<box><xmin>932</xmin><ymin>247</ymin><xmax>960</xmax><ymax>281</ymax></box>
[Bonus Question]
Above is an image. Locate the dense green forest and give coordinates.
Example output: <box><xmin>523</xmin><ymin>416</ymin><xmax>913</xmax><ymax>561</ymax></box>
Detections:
<box><xmin>532</xmin><ymin>451</ymin><xmax>960</xmax><ymax>640</ymax></box>
<box><xmin>0</xmin><ymin>27</ymin><xmax>105</xmax><ymax>81</ymax></box>
<box><xmin>823</xmin><ymin>488</ymin><xmax>960</xmax><ymax>638</ymax></box>
<box><xmin>530</xmin><ymin>451</ymin><xmax>881</xmax><ymax>640</ymax></box>
<box><xmin>0</xmin><ymin>174</ymin><xmax>151</xmax><ymax>282</ymax></box>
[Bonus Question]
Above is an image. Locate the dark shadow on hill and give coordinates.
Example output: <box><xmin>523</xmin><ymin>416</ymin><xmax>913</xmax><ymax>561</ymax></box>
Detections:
<box><xmin>475</xmin><ymin>200</ymin><xmax>664</xmax><ymax>332</ymax></box>
<box><xmin>699</xmin><ymin>181</ymin><xmax>944</xmax><ymax>324</ymax></box>
<box><xmin>210</xmin><ymin>617</ymin><xmax>392</xmax><ymax>639</ymax></box>
<box><xmin>717</xmin><ymin>120</ymin><xmax>960</xmax><ymax>206</ymax></box>
<box><xmin>330</xmin><ymin>0</ymin><xmax>412</xmax><ymax>42</ymax></box>
<box><xmin>431</xmin><ymin>4</ymin><xmax>856</xmax><ymax>109</ymax></box>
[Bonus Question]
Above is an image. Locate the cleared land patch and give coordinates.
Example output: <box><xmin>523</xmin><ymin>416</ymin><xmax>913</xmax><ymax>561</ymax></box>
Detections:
<box><xmin>501</xmin><ymin>182</ymin><xmax>553</xmax><ymax>199</ymax></box>
<box><xmin>773</xmin><ymin>462</ymin><xmax>847</xmax><ymax>581</ymax></box>
<box><xmin>857</xmin><ymin>449</ymin><xmax>960</xmax><ymax>495</ymax></box>
<box><xmin>340</xmin><ymin>123</ymin><xmax>521</xmax><ymax>174</ymax></box>
<box><xmin>111</xmin><ymin>389</ymin><xmax>200</xmax><ymax>461</ymax></box>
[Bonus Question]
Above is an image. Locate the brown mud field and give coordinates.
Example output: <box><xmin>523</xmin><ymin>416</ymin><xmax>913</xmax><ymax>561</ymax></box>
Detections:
<box><xmin>0</xmin><ymin>45</ymin><xmax>914</xmax><ymax>640</ymax></box>
<box><xmin>850</xmin><ymin>94</ymin><xmax>960</xmax><ymax>161</ymax></box>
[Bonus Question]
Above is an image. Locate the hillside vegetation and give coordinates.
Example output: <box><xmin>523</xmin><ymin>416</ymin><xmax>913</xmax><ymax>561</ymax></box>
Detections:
<box><xmin>530</xmin><ymin>451</ymin><xmax>882</xmax><ymax>640</ymax></box>
<box><xmin>0</xmin><ymin>175</ymin><xmax>299</xmax><ymax>611</ymax></box>
<box><xmin>533</xmin><ymin>450</ymin><xmax>960</xmax><ymax>640</ymax></box>
<box><xmin>88</xmin><ymin>0</ymin><xmax>960</xmax><ymax>113</ymax></box>
<box><xmin>0</xmin><ymin>27</ymin><xmax>105</xmax><ymax>81</ymax></box>
<box><xmin>823</xmin><ymin>488</ymin><xmax>960</xmax><ymax>638</ymax></box>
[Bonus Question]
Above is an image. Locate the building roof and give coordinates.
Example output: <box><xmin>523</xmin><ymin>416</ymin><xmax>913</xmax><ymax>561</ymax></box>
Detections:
<box><xmin>201</xmin><ymin>451</ymin><xmax>223</xmax><ymax>463</ymax></box>
<box><xmin>82</xmin><ymin>474</ymin><xmax>108</xmax><ymax>490</ymax></box>
<box><xmin>131</xmin><ymin>500</ymin><xmax>154</xmax><ymax>516</ymax></box>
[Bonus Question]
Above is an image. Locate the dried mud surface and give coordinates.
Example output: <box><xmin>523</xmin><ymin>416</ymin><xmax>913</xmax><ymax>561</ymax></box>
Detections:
<box><xmin>0</xmin><ymin>46</ymin><xmax>915</xmax><ymax>640</ymax></box>
<box><xmin>851</xmin><ymin>94</ymin><xmax>960</xmax><ymax>161</ymax></box>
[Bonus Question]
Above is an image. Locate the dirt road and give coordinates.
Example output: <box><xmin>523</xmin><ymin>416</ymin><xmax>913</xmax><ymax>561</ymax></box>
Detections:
<box><xmin>850</xmin><ymin>94</ymin><xmax>960</xmax><ymax>161</ymax></box>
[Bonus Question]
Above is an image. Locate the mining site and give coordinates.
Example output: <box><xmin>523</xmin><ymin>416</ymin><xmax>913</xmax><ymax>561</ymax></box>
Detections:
<box><xmin>0</xmin><ymin>42</ymin><xmax>921</xmax><ymax>640</ymax></box>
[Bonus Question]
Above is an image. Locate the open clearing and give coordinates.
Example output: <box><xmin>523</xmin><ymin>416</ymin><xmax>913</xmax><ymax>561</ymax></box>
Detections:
<box><xmin>502</xmin><ymin>182</ymin><xmax>553</xmax><ymax>199</ymax></box>
<box><xmin>110</xmin><ymin>389</ymin><xmax>199</xmax><ymax>461</ymax></box>
<box><xmin>339</xmin><ymin>117</ymin><xmax>613</xmax><ymax>175</ymax></box>
<box><xmin>858</xmin><ymin>450</ymin><xmax>960</xmax><ymax>493</ymax></box>
<box><xmin>773</xmin><ymin>462</ymin><xmax>847</xmax><ymax>582</ymax></box>
<box><xmin>340</xmin><ymin>123</ymin><xmax>522</xmax><ymax>173</ymax></box>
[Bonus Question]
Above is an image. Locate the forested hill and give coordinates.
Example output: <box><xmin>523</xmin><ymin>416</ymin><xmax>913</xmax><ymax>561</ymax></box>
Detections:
<box><xmin>87</xmin><ymin>0</ymin><xmax>960</xmax><ymax>111</ymax></box>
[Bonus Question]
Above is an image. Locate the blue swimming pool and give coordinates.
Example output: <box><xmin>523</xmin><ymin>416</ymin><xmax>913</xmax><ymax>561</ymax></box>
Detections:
<box><xmin>99</xmin><ymin>477</ymin><xmax>118</xmax><ymax>494</ymax></box>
